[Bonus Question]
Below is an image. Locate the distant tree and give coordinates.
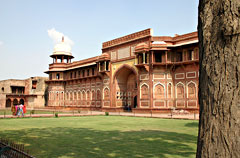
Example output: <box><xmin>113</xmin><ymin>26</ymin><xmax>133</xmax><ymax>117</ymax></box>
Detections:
<box><xmin>197</xmin><ymin>0</ymin><xmax>240</xmax><ymax>157</ymax></box>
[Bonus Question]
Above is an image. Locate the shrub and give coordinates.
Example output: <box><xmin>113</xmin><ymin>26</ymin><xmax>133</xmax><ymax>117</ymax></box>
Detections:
<box><xmin>55</xmin><ymin>113</ymin><xmax>58</xmax><ymax>118</ymax></box>
<box><xmin>31</xmin><ymin>110</ymin><xmax>35</xmax><ymax>115</ymax></box>
<box><xmin>105</xmin><ymin>112</ymin><xmax>109</xmax><ymax>116</ymax></box>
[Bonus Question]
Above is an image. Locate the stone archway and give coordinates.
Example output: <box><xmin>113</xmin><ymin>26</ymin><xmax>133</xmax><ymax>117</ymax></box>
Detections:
<box><xmin>6</xmin><ymin>99</ymin><xmax>11</xmax><ymax>108</ymax></box>
<box><xmin>113</xmin><ymin>65</ymin><xmax>137</xmax><ymax>110</ymax></box>
<box><xmin>13</xmin><ymin>99</ymin><xmax>18</xmax><ymax>106</ymax></box>
<box><xmin>20</xmin><ymin>99</ymin><xmax>24</xmax><ymax>105</ymax></box>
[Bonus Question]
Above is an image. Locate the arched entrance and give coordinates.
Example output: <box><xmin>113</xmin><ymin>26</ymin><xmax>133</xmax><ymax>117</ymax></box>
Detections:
<box><xmin>20</xmin><ymin>99</ymin><xmax>24</xmax><ymax>105</ymax></box>
<box><xmin>6</xmin><ymin>99</ymin><xmax>11</xmax><ymax>108</ymax></box>
<box><xmin>114</xmin><ymin>65</ymin><xmax>138</xmax><ymax>110</ymax></box>
<box><xmin>13</xmin><ymin>99</ymin><xmax>18</xmax><ymax>106</ymax></box>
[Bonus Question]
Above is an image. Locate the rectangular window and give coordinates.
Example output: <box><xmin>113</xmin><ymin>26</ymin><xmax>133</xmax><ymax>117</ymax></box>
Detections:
<box><xmin>74</xmin><ymin>72</ymin><xmax>76</xmax><ymax>78</ymax></box>
<box><xmin>106</xmin><ymin>62</ymin><xmax>109</xmax><ymax>71</ymax></box>
<box><xmin>32</xmin><ymin>80</ymin><xmax>37</xmax><ymax>89</ymax></box>
<box><xmin>176</xmin><ymin>52</ymin><xmax>183</xmax><ymax>62</ymax></box>
<box><xmin>155</xmin><ymin>53</ymin><xmax>162</xmax><ymax>63</ymax></box>
<box><xmin>188</xmin><ymin>50</ymin><xmax>194</xmax><ymax>60</ymax></box>
<box><xmin>56</xmin><ymin>73</ymin><xmax>60</xmax><ymax>80</ymax></box>
<box><xmin>92</xmin><ymin>68</ymin><xmax>95</xmax><ymax>76</ymax></box>
<box><xmin>87</xmin><ymin>69</ymin><xmax>89</xmax><ymax>76</ymax></box>
<box><xmin>82</xmin><ymin>70</ymin><xmax>85</xmax><ymax>77</ymax></box>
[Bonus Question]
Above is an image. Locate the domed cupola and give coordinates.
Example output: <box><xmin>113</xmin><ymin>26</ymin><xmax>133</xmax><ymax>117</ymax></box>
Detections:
<box><xmin>53</xmin><ymin>36</ymin><xmax>72</xmax><ymax>56</ymax></box>
<box><xmin>50</xmin><ymin>36</ymin><xmax>74</xmax><ymax>63</ymax></box>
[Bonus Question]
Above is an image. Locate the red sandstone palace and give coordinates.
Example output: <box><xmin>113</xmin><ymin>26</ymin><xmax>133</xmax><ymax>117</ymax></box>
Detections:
<box><xmin>45</xmin><ymin>28</ymin><xmax>199</xmax><ymax>113</ymax></box>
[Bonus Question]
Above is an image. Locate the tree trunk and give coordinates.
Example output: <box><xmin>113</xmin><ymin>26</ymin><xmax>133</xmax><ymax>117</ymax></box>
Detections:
<box><xmin>197</xmin><ymin>0</ymin><xmax>240</xmax><ymax>158</ymax></box>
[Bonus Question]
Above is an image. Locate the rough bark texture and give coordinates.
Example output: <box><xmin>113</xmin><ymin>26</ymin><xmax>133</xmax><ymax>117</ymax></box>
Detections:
<box><xmin>197</xmin><ymin>0</ymin><xmax>240</xmax><ymax>157</ymax></box>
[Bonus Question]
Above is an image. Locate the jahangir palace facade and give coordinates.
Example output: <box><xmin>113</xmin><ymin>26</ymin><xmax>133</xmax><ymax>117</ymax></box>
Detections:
<box><xmin>45</xmin><ymin>28</ymin><xmax>199</xmax><ymax>113</ymax></box>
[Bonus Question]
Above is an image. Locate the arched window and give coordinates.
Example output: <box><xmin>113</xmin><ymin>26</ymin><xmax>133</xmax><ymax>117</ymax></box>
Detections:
<box><xmin>82</xmin><ymin>91</ymin><xmax>86</xmax><ymax>100</ymax></box>
<box><xmin>13</xmin><ymin>99</ymin><xmax>18</xmax><ymax>105</ymax></box>
<box><xmin>97</xmin><ymin>90</ymin><xmax>101</xmax><ymax>100</ymax></box>
<box><xmin>187</xmin><ymin>82</ymin><xmax>196</xmax><ymax>98</ymax></box>
<box><xmin>87</xmin><ymin>91</ymin><xmax>91</xmax><ymax>100</ymax></box>
<box><xmin>141</xmin><ymin>84</ymin><xmax>149</xmax><ymax>99</ymax></box>
<box><xmin>74</xmin><ymin>92</ymin><xmax>77</xmax><ymax>100</ymax></box>
<box><xmin>167</xmin><ymin>83</ymin><xmax>172</xmax><ymax>98</ymax></box>
<box><xmin>154</xmin><ymin>84</ymin><xmax>165</xmax><ymax>99</ymax></box>
<box><xmin>78</xmin><ymin>91</ymin><xmax>81</xmax><ymax>100</ymax></box>
<box><xmin>6</xmin><ymin>99</ymin><xmax>11</xmax><ymax>107</ymax></box>
<box><xmin>104</xmin><ymin>88</ymin><xmax>110</xmax><ymax>100</ymax></box>
<box><xmin>91</xmin><ymin>90</ymin><xmax>95</xmax><ymax>100</ymax></box>
<box><xmin>70</xmin><ymin>92</ymin><xmax>73</xmax><ymax>100</ymax></box>
<box><xmin>176</xmin><ymin>83</ymin><xmax>184</xmax><ymax>98</ymax></box>
<box><xmin>20</xmin><ymin>99</ymin><xmax>24</xmax><ymax>105</ymax></box>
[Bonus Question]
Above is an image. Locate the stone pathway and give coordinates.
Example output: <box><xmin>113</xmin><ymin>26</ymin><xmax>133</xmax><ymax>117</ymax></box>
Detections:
<box><xmin>0</xmin><ymin>111</ymin><xmax>199</xmax><ymax>120</ymax></box>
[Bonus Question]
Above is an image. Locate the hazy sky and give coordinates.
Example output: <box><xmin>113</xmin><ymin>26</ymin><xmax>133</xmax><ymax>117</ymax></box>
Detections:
<box><xmin>0</xmin><ymin>0</ymin><xmax>198</xmax><ymax>80</ymax></box>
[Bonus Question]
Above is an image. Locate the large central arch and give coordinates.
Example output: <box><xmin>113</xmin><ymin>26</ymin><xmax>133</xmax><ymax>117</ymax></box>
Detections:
<box><xmin>113</xmin><ymin>64</ymin><xmax>138</xmax><ymax>109</ymax></box>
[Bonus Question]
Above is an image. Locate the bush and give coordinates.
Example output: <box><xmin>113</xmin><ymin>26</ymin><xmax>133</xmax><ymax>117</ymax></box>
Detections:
<box><xmin>78</xmin><ymin>109</ymin><xmax>81</xmax><ymax>113</ymax></box>
<box><xmin>105</xmin><ymin>112</ymin><xmax>109</xmax><ymax>116</ymax></box>
<box><xmin>31</xmin><ymin>110</ymin><xmax>35</xmax><ymax>115</ymax></box>
<box><xmin>55</xmin><ymin>113</ymin><xmax>58</xmax><ymax>118</ymax></box>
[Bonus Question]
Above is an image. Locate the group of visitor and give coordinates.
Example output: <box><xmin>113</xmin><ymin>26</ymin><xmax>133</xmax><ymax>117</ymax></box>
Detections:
<box><xmin>11</xmin><ymin>104</ymin><xmax>26</xmax><ymax>116</ymax></box>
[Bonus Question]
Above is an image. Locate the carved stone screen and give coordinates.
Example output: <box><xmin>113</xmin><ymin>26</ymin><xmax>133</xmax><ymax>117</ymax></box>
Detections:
<box><xmin>118</xmin><ymin>47</ymin><xmax>130</xmax><ymax>59</ymax></box>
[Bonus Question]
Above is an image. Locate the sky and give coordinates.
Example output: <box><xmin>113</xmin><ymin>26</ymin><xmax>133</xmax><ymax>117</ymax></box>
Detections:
<box><xmin>0</xmin><ymin>0</ymin><xmax>198</xmax><ymax>80</ymax></box>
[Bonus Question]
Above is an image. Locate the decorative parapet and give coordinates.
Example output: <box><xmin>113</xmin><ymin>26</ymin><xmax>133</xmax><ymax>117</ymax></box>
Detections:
<box><xmin>102</xmin><ymin>28</ymin><xmax>153</xmax><ymax>49</ymax></box>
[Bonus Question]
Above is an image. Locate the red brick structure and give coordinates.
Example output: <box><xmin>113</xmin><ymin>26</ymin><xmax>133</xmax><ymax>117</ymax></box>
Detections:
<box><xmin>45</xmin><ymin>29</ymin><xmax>199</xmax><ymax>113</ymax></box>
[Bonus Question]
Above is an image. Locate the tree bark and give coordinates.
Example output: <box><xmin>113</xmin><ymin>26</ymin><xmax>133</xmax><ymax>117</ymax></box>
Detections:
<box><xmin>197</xmin><ymin>0</ymin><xmax>240</xmax><ymax>157</ymax></box>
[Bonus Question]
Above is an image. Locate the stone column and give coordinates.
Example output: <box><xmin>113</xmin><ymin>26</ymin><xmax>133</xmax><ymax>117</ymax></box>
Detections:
<box><xmin>135</xmin><ymin>55</ymin><xmax>138</xmax><ymax>65</ymax></box>
<box><xmin>143</xmin><ymin>53</ymin><xmax>146</xmax><ymax>64</ymax></box>
<box><xmin>104</xmin><ymin>61</ymin><xmax>106</xmax><ymax>71</ymax></box>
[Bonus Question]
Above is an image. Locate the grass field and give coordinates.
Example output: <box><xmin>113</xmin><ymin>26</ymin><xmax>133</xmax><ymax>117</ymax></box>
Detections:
<box><xmin>0</xmin><ymin>116</ymin><xmax>198</xmax><ymax>158</ymax></box>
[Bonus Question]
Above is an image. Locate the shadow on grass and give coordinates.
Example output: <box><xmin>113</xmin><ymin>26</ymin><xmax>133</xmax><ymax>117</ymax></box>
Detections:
<box><xmin>0</xmin><ymin>127</ymin><xmax>197</xmax><ymax>158</ymax></box>
<box><xmin>185</xmin><ymin>122</ymin><xmax>199</xmax><ymax>127</ymax></box>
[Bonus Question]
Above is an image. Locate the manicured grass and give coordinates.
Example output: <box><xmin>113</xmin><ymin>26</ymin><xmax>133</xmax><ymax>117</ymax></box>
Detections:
<box><xmin>0</xmin><ymin>116</ymin><xmax>198</xmax><ymax>158</ymax></box>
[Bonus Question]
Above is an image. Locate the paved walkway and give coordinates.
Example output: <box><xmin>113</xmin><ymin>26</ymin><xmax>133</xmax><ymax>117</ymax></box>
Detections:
<box><xmin>0</xmin><ymin>111</ymin><xmax>199</xmax><ymax>120</ymax></box>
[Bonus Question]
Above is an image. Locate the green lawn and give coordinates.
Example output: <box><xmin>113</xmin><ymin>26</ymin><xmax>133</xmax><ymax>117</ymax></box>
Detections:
<box><xmin>0</xmin><ymin>116</ymin><xmax>198</xmax><ymax>158</ymax></box>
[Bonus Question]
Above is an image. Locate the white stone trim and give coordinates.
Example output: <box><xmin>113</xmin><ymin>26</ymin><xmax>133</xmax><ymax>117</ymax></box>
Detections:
<box><xmin>167</xmin><ymin>73</ymin><xmax>172</xmax><ymax>79</ymax></box>
<box><xmin>140</xmin><ymin>101</ymin><xmax>150</xmax><ymax>108</ymax></box>
<box><xmin>153</xmin><ymin>82</ymin><xmax>166</xmax><ymax>99</ymax></box>
<box><xmin>103</xmin><ymin>101</ymin><xmax>110</xmax><ymax>107</ymax></box>
<box><xmin>186</xmin><ymin>71</ymin><xmax>196</xmax><ymax>79</ymax></box>
<box><xmin>91</xmin><ymin>89</ymin><xmax>95</xmax><ymax>100</ymax></box>
<box><xmin>175</xmin><ymin>73</ymin><xmax>185</xmax><ymax>79</ymax></box>
<box><xmin>103</xmin><ymin>86</ymin><xmax>110</xmax><ymax>100</ymax></box>
<box><xmin>167</xmin><ymin>82</ymin><xmax>173</xmax><ymax>99</ymax></box>
<box><xmin>186</xmin><ymin>81</ymin><xmax>197</xmax><ymax>98</ymax></box>
<box><xmin>140</xmin><ymin>74</ymin><xmax>149</xmax><ymax>80</ymax></box>
<box><xmin>175</xmin><ymin>82</ymin><xmax>185</xmax><ymax>98</ymax></box>
<box><xmin>153</xmin><ymin>73</ymin><xmax>165</xmax><ymax>79</ymax></box>
<box><xmin>176</xmin><ymin>100</ymin><xmax>185</xmax><ymax>107</ymax></box>
<box><xmin>140</xmin><ymin>83</ymin><xmax>149</xmax><ymax>99</ymax></box>
<box><xmin>153</xmin><ymin>100</ymin><xmax>166</xmax><ymax>108</ymax></box>
<box><xmin>187</xmin><ymin>100</ymin><xmax>197</xmax><ymax>108</ymax></box>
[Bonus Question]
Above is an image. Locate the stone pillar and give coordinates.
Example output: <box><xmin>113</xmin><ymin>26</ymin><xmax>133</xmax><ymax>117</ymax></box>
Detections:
<box><xmin>147</xmin><ymin>53</ymin><xmax>149</xmax><ymax>64</ymax></box>
<box><xmin>62</xmin><ymin>56</ymin><xmax>64</xmax><ymax>63</ymax></box>
<box><xmin>98</xmin><ymin>62</ymin><xmax>101</xmax><ymax>71</ymax></box>
<box><xmin>56</xmin><ymin>56</ymin><xmax>58</xmax><ymax>63</ymax></box>
<box><xmin>104</xmin><ymin>61</ymin><xmax>106</xmax><ymax>71</ymax></box>
<box><xmin>135</xmin><ymin>55</ymin><xmax>138</xmax><ymax>65</ymax></box>
<box><xmin>143</xmin><ymin>53</ymin><xmax>146</xmax><ymax>64</ymax></box>
<box><xmin>165</xmin><ymin>51</ymin><xmax>168</xmax><ymax>63</ymax></box>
